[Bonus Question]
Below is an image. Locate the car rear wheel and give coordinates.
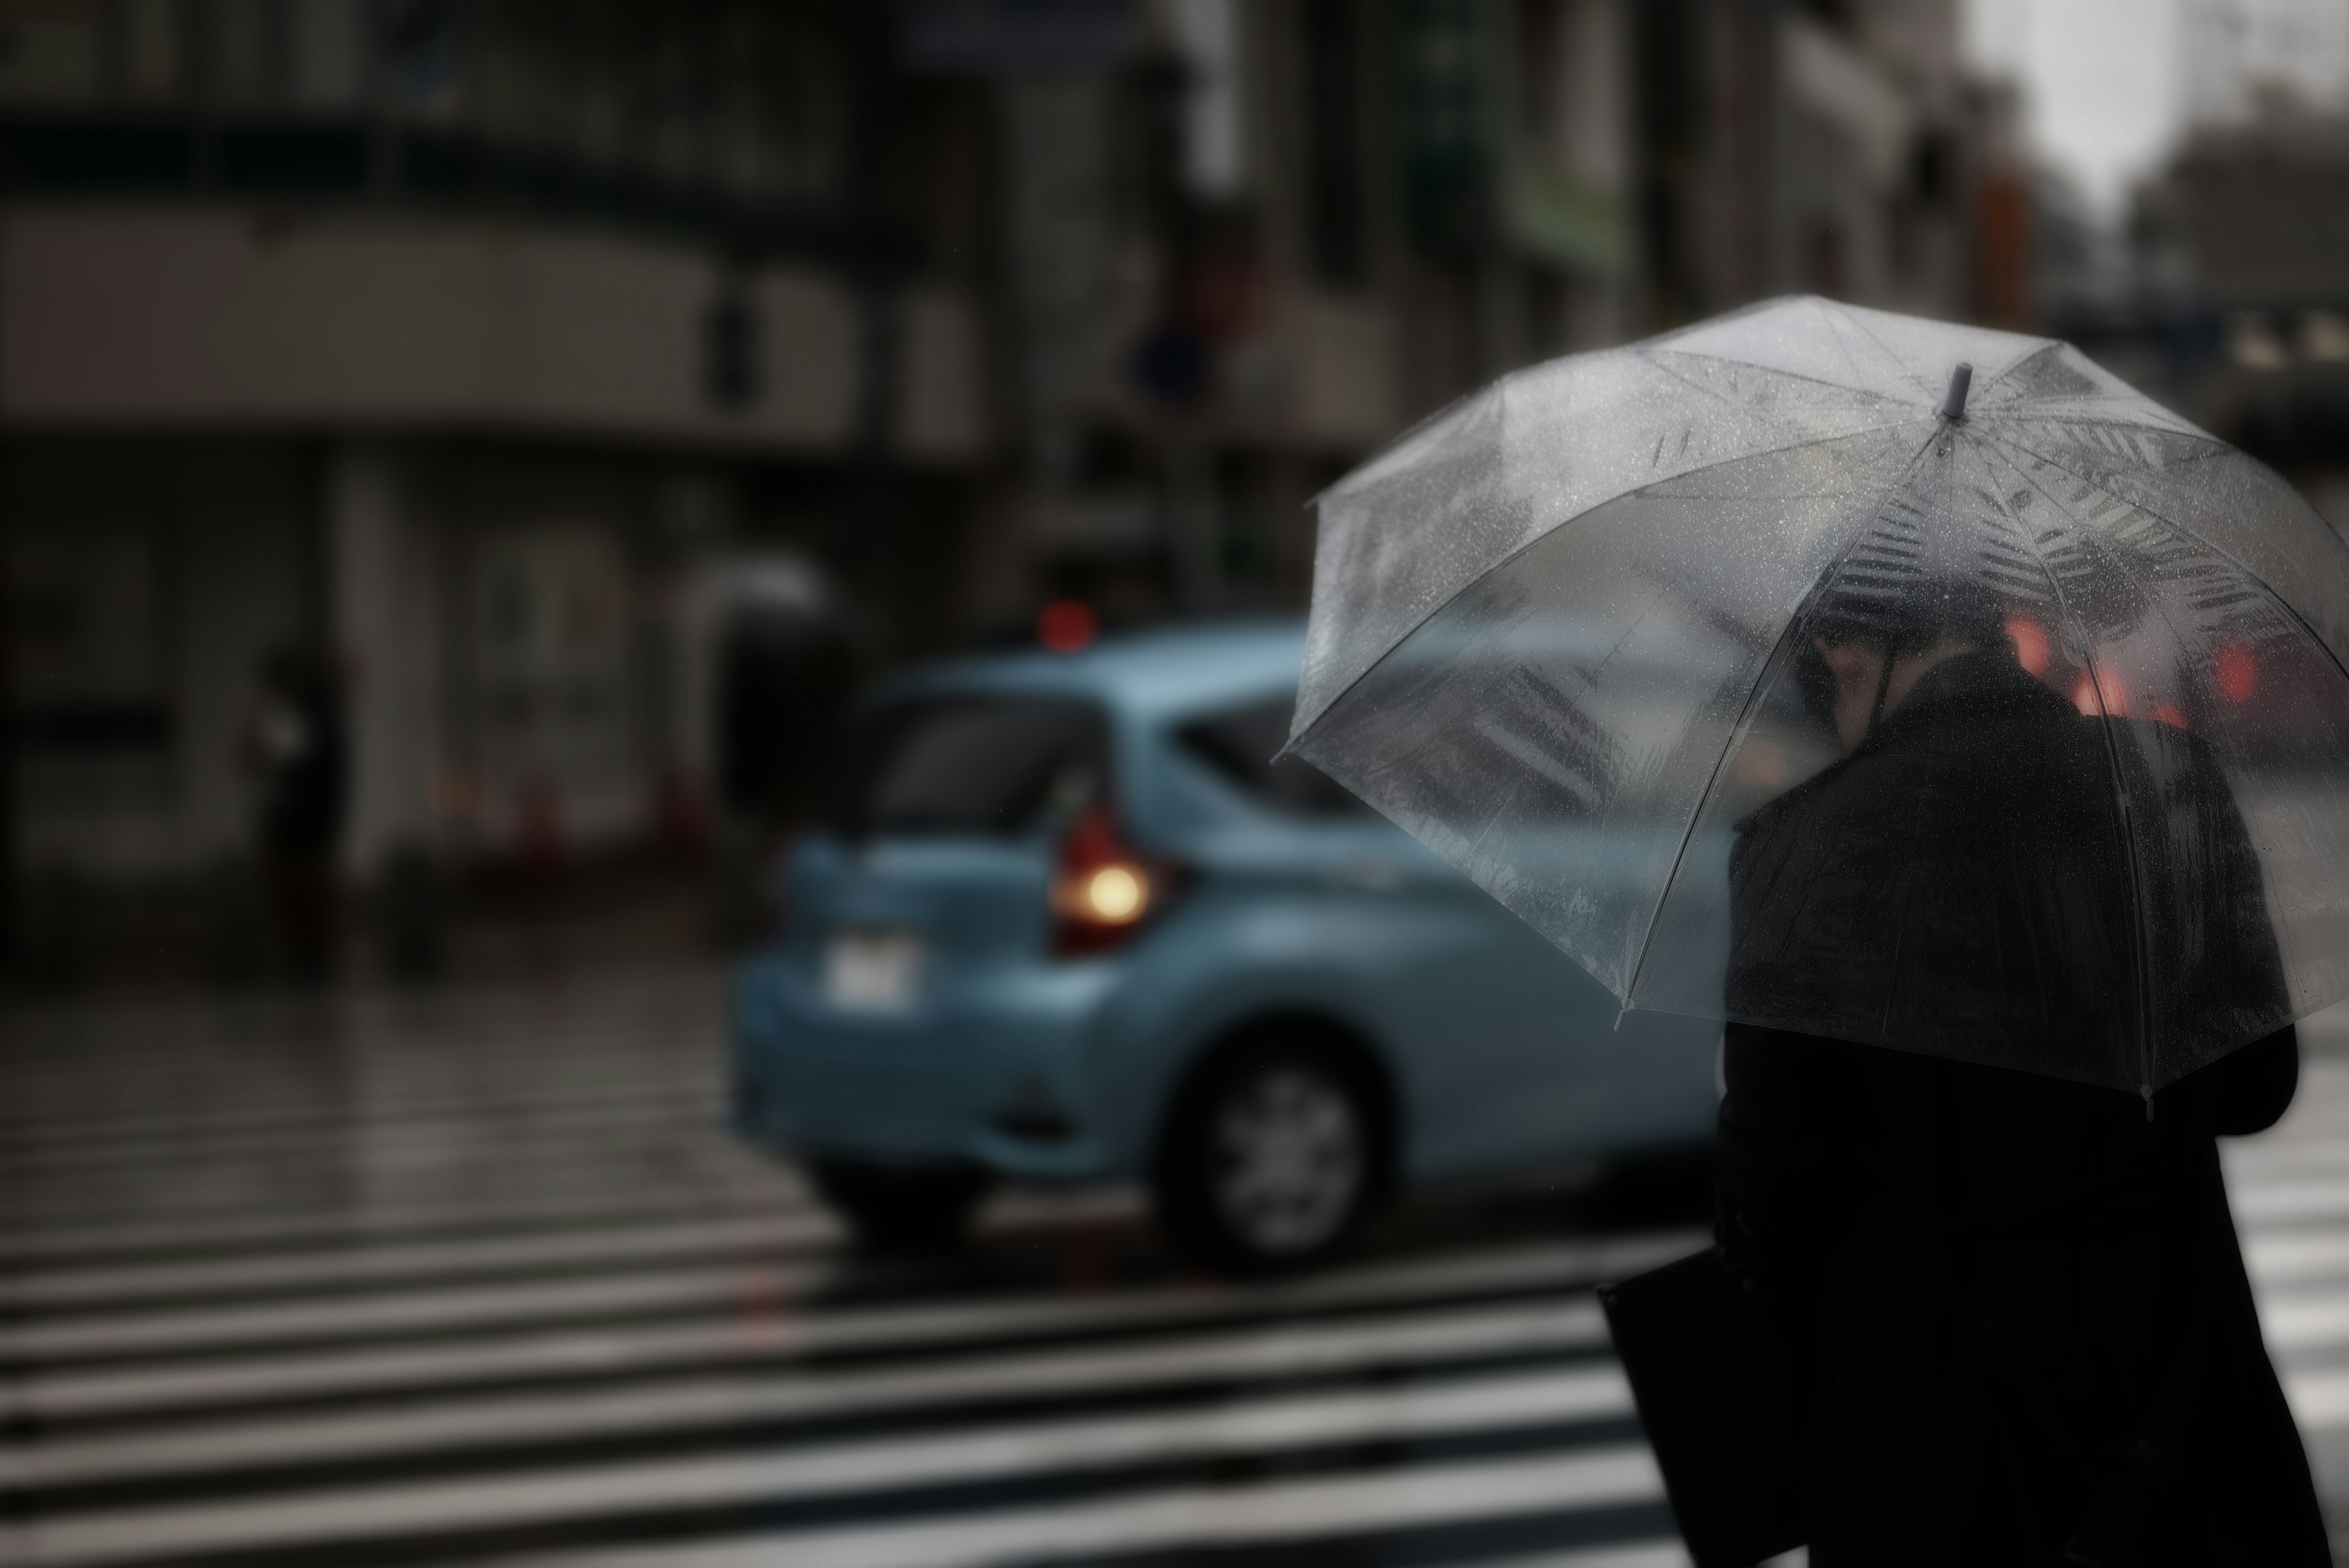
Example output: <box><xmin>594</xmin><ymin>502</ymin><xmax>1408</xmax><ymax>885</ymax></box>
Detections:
<box><xmin>1156</xmin><ymin>1039</ymin><xmax>1384</xmax><ymax>1275</ymax></box>
<box><xmin>807</xmin><ymin>1157</ymin><xmax>990</xmax><ymax>1252</ymax></box>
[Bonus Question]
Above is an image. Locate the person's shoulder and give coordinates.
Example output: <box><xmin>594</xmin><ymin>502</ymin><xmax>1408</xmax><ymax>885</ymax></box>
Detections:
<box><xmin>1733</xmin><ymin>757</ymin><xmax>1847</xmax><ymax>836</ymax></box>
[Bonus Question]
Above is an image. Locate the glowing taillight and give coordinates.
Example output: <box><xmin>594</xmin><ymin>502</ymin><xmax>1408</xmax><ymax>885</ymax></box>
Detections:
<box><xmin>2073</xmin><ymin>671</ymin><xmax>2126</xmax><ymax>718</ymax></box>
<box><xmin>1049</xmin><ymin>808</ymin><xmax>1168</xmax><ymax>956</ymax></box>
<box><xmin>1071</xmin><ymin>864</ymin><xmax>1148</xmax><ymax>922</ymax></box>
<box><xmin>2005</xmin><ymin>615</ymin><xmax>2050</xmax><ymax>676</ymax></box>
<box><xmin>2216</xmin><ymin>644</ymin><xmax>2257</xmax><ymax>704</ymax></box>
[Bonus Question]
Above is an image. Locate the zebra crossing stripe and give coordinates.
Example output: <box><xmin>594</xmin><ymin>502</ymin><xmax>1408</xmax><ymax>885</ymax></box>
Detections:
<box><xmin>2244</xmin><ymin>1284</ymin><xmax>2349</xmax><ymax>1350</ymax></box>
<box><xmin>1435</xmin><ymin>1548</ymin><xmax>1692</xmax><ymax>1568</ymax></box>
<box><xmin>2230</xmin><ymin>1184</ymin><xmax>2349</xmax><ymax>1226</ymax></box>
<box><xmin>4</xmin><ymin>990</ymin><xmax>2342</xmax><ymax>1568</ymax></box>
<box><xmin>0</xmin><ymin>1183</ymin><xmax>806</xmax><ymax>1274</ymax></box>
<box><xmin>0</xmin><ymin>1250</ymin><xmax>851</xmax><ymax>1364</ymax></box>
<box><xmin>2284</xmin><ymin>1364</ymin><xmax>2349</xmax><ymax>1429</ymax></box>
<box><xmin>515</xmin><ymin>1447</ymin><xmax>1669</xmax><ymax>1568</ymax></box>
<box><xmin>2242</xmin><ymin>1225</ymin><xmax>2349</xmax><ymax>1283</ymax></box>
<box><xmin>5</xmin><ymin>1296</ymin><xmax>1611</xmax><ymax>1496</ymax></box>
<box><xmin>3</xmin><ymin>1208</ymin><xmax>839</xmax><ymax>1316</ymax></box>
<box><xmin>11</xmin><ymin>1235</ymin><xmax>1692</xmax><ymax>1429</ymax></box>
<box><xmin>15</xmin><ymin>1363</ymin><xmax>1639</xmax><ymax>1564</ymax></box>
<box><xmin>0</xmin><ymin>1084</ymin><xmax>721</xmax><ymax>1179</ymax></box>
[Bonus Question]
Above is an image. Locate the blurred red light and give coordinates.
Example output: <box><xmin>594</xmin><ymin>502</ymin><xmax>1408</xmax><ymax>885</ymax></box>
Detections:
<box><xmin>2073</xmin><ymin>672</ymin><xmax>2126</xmax><ymax>717</ymax></box>
<box><xmin>2216</xmin><ymin>644</ymin><xmax>2257</xmax><ymax>704</ymax></box>
<box><xmin>1037</xmin><ymin>600</ymin><xmax>1099</xmax><ymax>653</ymax></box>
<box><xmin>2151</xmin><ymin>701</ymin><xmax>2192</xmax><ymax>731</ymax></box>
<box><xmin>2005</xmin><ymin>615</ymin><xmax>2050</xmax><ymax>676</ymax></box>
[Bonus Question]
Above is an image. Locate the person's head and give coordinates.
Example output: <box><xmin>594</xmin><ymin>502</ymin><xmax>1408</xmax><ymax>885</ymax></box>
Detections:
<box><xmin>1793</xmin><ymin>579</ymin><xmax>2009</xmax><ymax>750</ymax></box>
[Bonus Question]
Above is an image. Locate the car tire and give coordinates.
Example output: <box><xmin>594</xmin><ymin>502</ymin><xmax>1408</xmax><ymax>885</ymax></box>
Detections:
<box><xmin>807</xmin><ymin>1157</ymin><xmax>990</xmax><ymax>1253</ymax></box>
<box><xmin>1155</xmin><ymin>1037</ymin><xmax>1386</xmax><ymax>1276</ymax></box>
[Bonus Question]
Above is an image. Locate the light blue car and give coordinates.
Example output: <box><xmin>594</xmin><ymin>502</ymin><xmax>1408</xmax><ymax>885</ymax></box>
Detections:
<box><xmin>730</xmin><ymin>619</ymin><xmax>1720</xmax><ymax>1272</ymax></box>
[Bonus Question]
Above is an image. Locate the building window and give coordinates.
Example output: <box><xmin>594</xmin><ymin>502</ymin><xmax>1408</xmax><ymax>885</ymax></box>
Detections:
<box><xmin>1400</xmin><ymin>0</ymin><xmax>1491</xmax><ymax>255</ymax></box>
<box><xmin>0</xmin><ymin>7</ymin><xmax>100</xmax><ymax>104</ymax></box>
<box><xmin>289</xmin><ymin>0</ymin><xmax>365</xmax><ymax>110</ymax></box>
<box><xmin>1302</xmin><ymin>0</ymin><xmax>1365</xmax><ymax>286</ymax></box>
<box><xmin>1518</xmin><ymin>0</ymin><xmax>1561</xmax><ymax>152</ymax></box>
<box><xmin>7</xmin><ymin>523</ymin><xmax>175</xmax><ymax>814</ymax></box>
<box><xmin>111</xmin><ymin>0</ymin><xmax>187</xmax><ymax>100</ymax></box>
<box><xmin>467</xmin><ymin>525</ymin><xmax>640</xmax><ymax>843</ymax></box>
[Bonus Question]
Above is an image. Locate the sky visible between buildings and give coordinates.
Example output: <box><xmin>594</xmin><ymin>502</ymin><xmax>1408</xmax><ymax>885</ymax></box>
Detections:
<box><xmin>1969</xmin><ymin>0</ymin><xmax>2349</xmax><ymax>214</ymax></box>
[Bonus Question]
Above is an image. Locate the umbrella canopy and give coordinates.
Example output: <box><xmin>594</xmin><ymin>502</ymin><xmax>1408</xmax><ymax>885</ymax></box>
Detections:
<box><xmin>1286</xmin><ymin>296</ymin><xmax>2349</xmax><ymax>1095</ymax></box>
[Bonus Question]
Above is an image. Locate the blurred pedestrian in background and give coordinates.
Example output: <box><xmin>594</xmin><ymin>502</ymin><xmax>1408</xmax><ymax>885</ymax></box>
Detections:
<box><xmin>1716</xmin><ymin>584</ymin><xmax>2327</xmax><ymax>1565</ymax></box>
<box><xmin>243</xmin><ymin>645</ymin><xmax>349</xmax><ymax>984</ymax></box>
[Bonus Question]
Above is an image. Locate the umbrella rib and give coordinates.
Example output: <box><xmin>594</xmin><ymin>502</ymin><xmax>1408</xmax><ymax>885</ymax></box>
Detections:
<box><xmin>1985</xmin><ymin>426</ymin><xmax>2349</xmax><ymax>1071</ymax></box>
<box><xmin>1969</xmin><ymin>341</ymin><xmax>2101</xmax><ymax>403</ymax></box>
<box><xmin>1325</xmin><ymin>346</ymin><xmax>1935</xmax><ymax>509</ymax></box>
<box><xmin>1988</xmin><ymin>408</ymin><xmax>2228</xmax><ymax>446</ymax></box>
<box><xmin>1619</xmin><ymin>425</ymin><xmax>1948</xmax><ymax>1013</ymax></box>
<box><xmin>1984</xmin><ymin>428</ymin><xmax>2251</xmax><ymax>685</ymax></box>
<box><xmin>1973</xmin><ymin>433</ymin><xmax>2164</xmax><ymax>1101</ymax></box>
<box><xmin>1826</xmin><ymin>299</ymin><xmax>1948</xmax><ymax>402</ymax></box>
<box><xmin>1987</xmin><ymin>425</ymin><xmax>2349</xmax><ymax>691</ymax></box>
<box><xmin>1289</xmin><ymin>420</ymin><xmax>1940</xmax><ymax>751</ymax></box>
<box><xmin>1970</xmin><ymin>341</ymin><xmax>2058</xmax><ymax>398</ymax></box>
<box><xmin>1640</xmin><ymin>347</ymin><xmax>1923</xmax><ymax>412</ymax></box>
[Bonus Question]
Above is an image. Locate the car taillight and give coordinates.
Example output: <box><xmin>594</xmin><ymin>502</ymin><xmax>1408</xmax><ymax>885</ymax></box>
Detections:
<box><xmin>1049</xmin><ymin>807</ymin><xmax>1168</xmax><ymax>956</ymax></box>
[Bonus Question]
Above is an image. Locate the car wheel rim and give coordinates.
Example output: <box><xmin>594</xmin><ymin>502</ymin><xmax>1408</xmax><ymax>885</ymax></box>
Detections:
<box><xmin>1209</xmin><ymin>1065</ymin><xmax>1365</xmax><ymax>1255</ymax></box>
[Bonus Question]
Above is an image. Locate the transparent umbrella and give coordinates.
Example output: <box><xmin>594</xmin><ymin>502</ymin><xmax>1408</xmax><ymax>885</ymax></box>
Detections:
<box><xmin>1285</xmin><ymin>297</ymin><xmax>2349</xmax><ymax>1097</ymax></box>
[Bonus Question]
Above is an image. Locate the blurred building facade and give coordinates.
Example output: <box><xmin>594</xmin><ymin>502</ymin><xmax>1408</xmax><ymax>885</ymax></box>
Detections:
<box><xmin>0</xmin><ymin>0</ymin><xmax>1995</xmax><ymax>939</ymax></box>
<box><xmin>1</xmin><ymin>1</ymin><xmax>993</xmax><ymax>889</ymax></box>
<box><xmin>2131</xmin><ymin>6</ymin><xmax>2349</xmax><ymax>537</ymax></box>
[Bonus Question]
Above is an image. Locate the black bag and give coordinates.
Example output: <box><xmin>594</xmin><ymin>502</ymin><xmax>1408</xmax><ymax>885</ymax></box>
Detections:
<box><xmin>1598</xmin><ymin>1247</ymin><xmax>1806</xmax><ymax>1567</ymax></box>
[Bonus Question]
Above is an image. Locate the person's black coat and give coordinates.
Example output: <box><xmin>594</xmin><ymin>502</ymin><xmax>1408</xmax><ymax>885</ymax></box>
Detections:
<box><xmin>1724</xmin><ymin>648</ymin><xmax>2295</xmax><ymax>1090</ymax></box>
<box><xmin>1717</xmin><ymin>650</ymin><xmax>2326</xmax><ymax>1564</ymax></box>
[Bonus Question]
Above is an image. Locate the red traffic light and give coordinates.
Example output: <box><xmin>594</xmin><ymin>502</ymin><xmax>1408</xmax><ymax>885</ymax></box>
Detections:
<box><xmin>1037</xmin><ymin>600</ymin><xmax>1099</xmax><ymax>654</ymax></box>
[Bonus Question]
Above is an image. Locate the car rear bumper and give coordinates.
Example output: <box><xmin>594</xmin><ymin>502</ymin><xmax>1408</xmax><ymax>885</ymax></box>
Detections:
<box><xmin>729</xmin><ymin>949</ymin><xmax>1129</xmax><ymax>1181</ymax></box>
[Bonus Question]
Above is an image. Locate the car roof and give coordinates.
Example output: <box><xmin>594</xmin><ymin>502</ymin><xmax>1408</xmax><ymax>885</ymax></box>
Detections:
<box><xmin>876</xmin><ymin>617</ymin><xmax>1306</xmax><ymax>723</ymax></box>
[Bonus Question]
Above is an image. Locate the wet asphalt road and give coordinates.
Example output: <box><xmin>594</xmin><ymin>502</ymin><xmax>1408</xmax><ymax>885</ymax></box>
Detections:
<box><xmin>4</xmin><ymin>967</ymin><xmax>2348</xmax><ymax>1567</ymax></box>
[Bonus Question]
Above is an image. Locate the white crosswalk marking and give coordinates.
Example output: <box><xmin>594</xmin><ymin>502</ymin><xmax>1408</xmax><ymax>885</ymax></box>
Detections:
<box><xmin>546</xmin><ymin>1449</ymin><xmax>1668</xmax><ymax>1568</ymax></box>
<box><xmin>22</xmin><ymin>1366</ymin><xmax>1639</xmax><ymax>1564</ymax></box>
<box><xmin>4</xmin><ymin>971</ymin><xmax>2347</xmax><ymax>1568</ymax></box>
<box><xmin>0</xmin><ymin>1296</ymin><xmax>1614</xmax><ymax>1491</ymax></box>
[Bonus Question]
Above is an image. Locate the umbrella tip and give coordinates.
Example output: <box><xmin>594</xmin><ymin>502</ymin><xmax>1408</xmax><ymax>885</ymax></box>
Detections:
<box><xmin>1940</xmin><ymin>362</ymin><xmax>1973</xmax><ymax>420</ymax></box>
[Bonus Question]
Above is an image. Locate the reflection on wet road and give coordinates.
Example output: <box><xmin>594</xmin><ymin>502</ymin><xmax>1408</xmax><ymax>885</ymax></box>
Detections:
<box><xmin>6</xmin><ymin>968</ymin><xmax>2349</xmax><ymax>1566</ymax></box>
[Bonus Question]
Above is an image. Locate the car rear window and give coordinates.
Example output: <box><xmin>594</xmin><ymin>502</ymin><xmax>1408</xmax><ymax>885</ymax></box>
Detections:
<box><xmin>831</xmin><ymin>696</ymin><xmax>1108</xmax><ymax>838</ymax></box>
<box><xmin>1178</xmin><ymin>697</ymin><xmax>1375</xmax><ymax>819</ymax></box>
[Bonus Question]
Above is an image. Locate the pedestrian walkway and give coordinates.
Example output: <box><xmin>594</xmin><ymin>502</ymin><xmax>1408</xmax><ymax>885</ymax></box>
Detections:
<box><xmin>3</xmin><ymin>970</ymin><xmax>2345</xmax><ymax>1567</ymax></box>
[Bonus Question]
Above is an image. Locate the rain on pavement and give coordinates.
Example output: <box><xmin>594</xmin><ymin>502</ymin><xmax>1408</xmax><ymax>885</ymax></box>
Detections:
<box><xmin>7</xmin><ymin>965</ymin><xmax>2349</xmax><ymax>1568</ymax></box>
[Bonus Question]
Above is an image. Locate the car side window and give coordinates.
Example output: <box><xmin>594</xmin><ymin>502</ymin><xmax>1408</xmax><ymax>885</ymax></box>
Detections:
<box><xmin>831</xmin><ymin>697</ymin><xmax>1108</xmax><ymax>838</ymax></box>
<box><xmin>1178</xmin><ymin>697</ymin><xmax>1376</xmax><ymax>819</ymax></box>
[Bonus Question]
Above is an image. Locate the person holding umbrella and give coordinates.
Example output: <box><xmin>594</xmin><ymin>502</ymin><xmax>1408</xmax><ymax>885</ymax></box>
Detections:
<box><xmin>1716</xmin><ymin>574</ymin><xmax>2321</xmax><ymax>1562</ymax></box>
<box><xmin>1283</xmin><ymin>298</ymin><xmax>2346</xmax><ymax>1562</ymax></box>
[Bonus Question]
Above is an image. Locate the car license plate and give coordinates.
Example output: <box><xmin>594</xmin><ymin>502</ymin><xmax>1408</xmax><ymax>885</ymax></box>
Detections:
<box><xmin>823</xmin><ymin>929</ymin><xmax>924</xmax><ymax>1013</ymax></box>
